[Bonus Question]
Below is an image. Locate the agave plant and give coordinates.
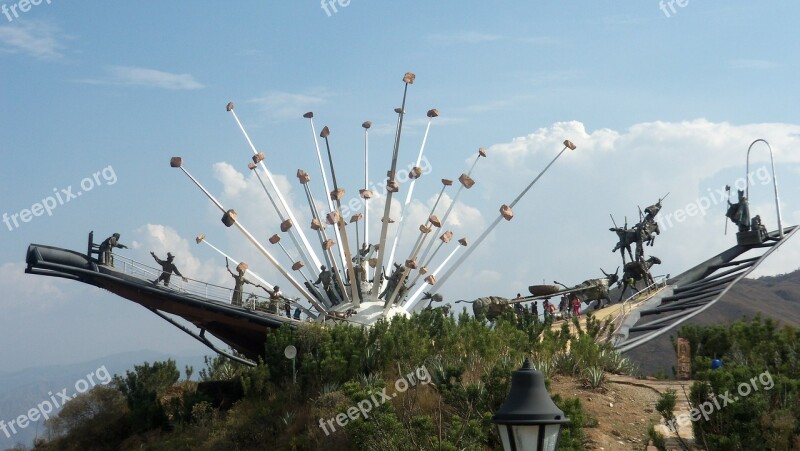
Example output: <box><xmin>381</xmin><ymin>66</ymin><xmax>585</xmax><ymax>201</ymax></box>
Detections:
<box><xmin>359</xmin><ymin>372</ymin><xmax>384</xmax><ymax>388</ymax></box>
<box><xmin>583</xmin><ymin>367</ymin><xmax>605</xmax><ymax>389</ymax></box>
<box><xmin>552</xmin><ymin>351</ymin><xmax>578</xmax><ymax>376</ymax></box>
<box><xmin>529</xmin><ymin>356</ymin><xmax>555</xmax><ymax>379</ymax></box>
<box><xmin>281</xmin><ymin>410</ymin><xmax>296</xmax><ymax>426</ymax></box>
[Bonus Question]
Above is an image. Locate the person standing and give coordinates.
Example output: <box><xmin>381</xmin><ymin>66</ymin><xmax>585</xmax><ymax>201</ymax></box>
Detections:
<box><xmin>150</xmin><ymin>251</ymin><xmax>188</xmax><ymax>287</ymax></box>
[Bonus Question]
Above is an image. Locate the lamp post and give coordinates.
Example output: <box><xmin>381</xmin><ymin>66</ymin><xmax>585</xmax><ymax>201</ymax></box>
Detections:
<box><xmin>284</xmin><ymin>345</ymin><xmax>297</xmax><ymax>384</ymax></box>
<box><xmin>492</xmin><ymin>358</ymin><xmax>570</xmax><ymax>451</ymax></box>
<box><xmin>746</xmin><ymin>139</ymin><xmax>783</xmax><ymax>238</ymax></box>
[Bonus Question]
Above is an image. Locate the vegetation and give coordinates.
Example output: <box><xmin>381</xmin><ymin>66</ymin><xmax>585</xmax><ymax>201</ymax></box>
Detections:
<box><xmin>33</xmin><ymin>309</ymin><xmax>637</xmax><ymax>450</ymax></box>
<box><xmin>659</xmin><ymin>316</ymin><xmax>800</xmax><ymax>450</ymax></box>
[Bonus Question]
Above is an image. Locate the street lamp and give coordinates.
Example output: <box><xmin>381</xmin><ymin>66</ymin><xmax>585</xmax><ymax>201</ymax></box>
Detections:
<box><xmin>284</xmin><ymin>345</ymin><xmax>297</xmax><ymax>384</ymax></box>
<box><xmin>492</xmin><ymin>358</ymin><xmax>570</xmax><ymax>451</ymax></box>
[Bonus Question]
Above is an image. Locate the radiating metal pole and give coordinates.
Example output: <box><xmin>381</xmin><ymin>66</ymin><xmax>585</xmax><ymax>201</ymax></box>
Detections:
<box><xmin>362</xmin><ymin>121</ymin><xmax>372</xmax><ymax>280</ymax></box>
<box><xmin>405</xmin><ymin>241</ymin><xmax>465</xmax><ymax>312</ymax></box>
<box><xmin>386</xmin><ymin>109</ymin><xmax>438</xmax><ymax>273</ymax></box>
<box><xmin>196</xmin><ymin>234</ymin><xmax>274</xmax><ymax>290</ymax></box>
<box><xmin>372</xmin><ymin>72</ymin><xmax>416</xmax><ymax>299</ymax></box>
<box><xmin>227</xmin><ymin>104</ymin><xmax>323</xmax><ymax>270</ymax></box>
<box><xmin>321</xmin><ymin>127</ymin><xmax>361</xmax><ymax>306</ymax></box>
<box><xmin>305</xmin><ymin>112</ymin><xmax>349</xmax><ymax>275</ymax></box>
<box><xmin>249</xmin><ymin>163</ymin><xmax>316</xmax><ymax>274</ymax></box>
<box><xmin>404</xmin><ymin>181</ymin><xmax>450</xmax><ymax>269</ymax></box>
<box><xmin>170</xmin><ymin>157</ymin><xmax>326</xmax><ymax>313</ymax></box>
<box><xmin>428</xmin><ymin>141</ymin><xmax>574</xmax><ymax>296</ymax></box>
<box><xmin>417</xmin><ymin>150</ymin><xmax>485</xmax><ymax>265</ymax></box>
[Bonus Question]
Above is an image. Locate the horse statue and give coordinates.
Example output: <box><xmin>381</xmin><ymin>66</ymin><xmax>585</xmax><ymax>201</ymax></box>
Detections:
<box><xmin>610</xmin><ymin>226</ymin><xmax>637</xmax><ymax>264</ymax></box>
<box><xmin>617</xmin><ymin>256</ymin><xmax>662</xmax><ymax>302</ymax></box>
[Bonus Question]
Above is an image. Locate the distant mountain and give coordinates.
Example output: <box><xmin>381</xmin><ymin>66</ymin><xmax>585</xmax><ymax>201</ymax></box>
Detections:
<box><xmin>626</xmin><ymin>268</ymin><xmax>800</xmax><ymax>376</ymax></box>
<box><xmin>0</xmin><ymin>350</ymin><xmax>208</xmax><ymax>450</ymax></box>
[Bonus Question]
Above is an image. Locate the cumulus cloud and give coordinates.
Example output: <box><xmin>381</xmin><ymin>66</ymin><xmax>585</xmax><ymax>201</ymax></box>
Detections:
<box><xmin>134</xmin><ymin>119</ymin><xmax>800</xmax><ymax>307</ymax></box>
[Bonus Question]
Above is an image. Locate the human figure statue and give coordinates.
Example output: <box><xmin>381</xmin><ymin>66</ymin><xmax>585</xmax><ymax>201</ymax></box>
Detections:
<box><xmin>264</xmin><ymin>285</ymin><xmax>282</xmax><ymax>314</ymax></box>
<box><xmin>293</xmin><ymin>307</ymin><xmax>302</xmax><ymax>320</ymax></box>
<box><xmin>313</xmin><ymin>265</ymin><xmax>338</xmax><ymax>305</ymax></box>
<box><xmin>226</xmin><ymin>258</ymin><xmax>255</xmax><ymax>307</ymax></box>
<box><xmin>532</xmin><ymin>301</ymin><xmax>539</xmax><ymax>321</ymax></box>
<box><xmin>378</xmin><ymin>263</ymin><xmax>408</xmax><ymax>299</ymax></box>
<box><xmin>99</xmin><ymin>233</ymin><xmax>127</xmax><ymax>267</ymax></box>
<box><xmin>726</xmin><ymin>189</ymin><xmax>751</xmax><ymax>232</ymax></box>
<box><xmin>150</xmin><ymin>251</ymin><xmax>188</xmax><ymax>286</ymax></box>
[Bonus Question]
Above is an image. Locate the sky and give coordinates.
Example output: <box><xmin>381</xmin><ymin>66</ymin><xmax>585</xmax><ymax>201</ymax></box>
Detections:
<box><xmin>1</xmin><ymin>1</ymin><xmax>800</xmax><ymax>374</ymax></box>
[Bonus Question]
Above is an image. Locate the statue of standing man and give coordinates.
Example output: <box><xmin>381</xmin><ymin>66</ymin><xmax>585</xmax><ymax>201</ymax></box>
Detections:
<box><xmin>99</xmin><ymin>233</ymin><xmax>127</xmax><ymax>267</ymax></box>
<box><xmin>150</xmin><ymin>251</ymin><xmax>188</xmax><ymax>287</ymax></box>
<box><xmin>726</xmin><ymin>189</ymin><xmax>751</xmax><ymax>232</ymax></box>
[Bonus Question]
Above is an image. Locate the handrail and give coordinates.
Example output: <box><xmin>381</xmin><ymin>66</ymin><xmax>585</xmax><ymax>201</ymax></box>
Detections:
<box><xmin>600</xmin><ymin>275</ymin><xmax>669</xmax><ymax>342</ymax></box>
<box><xmin>108</xmin><ymin>253</ymin><xmax>307</xmax><ymax>319</ymax></box>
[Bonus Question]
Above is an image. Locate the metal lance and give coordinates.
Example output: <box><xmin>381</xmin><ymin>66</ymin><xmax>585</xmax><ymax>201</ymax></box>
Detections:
<box><xmin>405</xmin><ymin>238</ymin><xmax>467</xmax><ymax>313</ymax></box>
<box><xmin>195</xmin><ymin>234</ymin><xmax>275</xmax><ymax>291</ymax></box>
<box><xmin>426</xmin><ymin>140</ymin><xmax>575</xmax><ymax>298</ymax></box>
<box><xmin>227</xmin><ymin>103</ymin><xmax>323</xmax><ymax>270</ymax></box>
<box><xmin>170</xmin><ymin>157</ymin><xmax>326</xmax><ymax>314</ymax></box>
<box><xmin>304</xmin><ymin>112</ymin><xmax>350</xmax><ymax>277</ymax></box>
<box><xmin>362</xmin><ymin>120</ymin><xmax>372</xmax><ymax>280</ymax></box>
<box><xmin>373</xmin><ymin>72</ymin><xmax>415</xmax><ymax>301</ymax></box>
<box><xmin>320</xmin><ymin>126</ymin><xmax>361</xmax><ymax>306</ymax></box>
<box><xmin>417</xmin><ymin>148</ymin><xmax>485</xmax><ymax>267</ymax></box>
<box><xmin>385</xmin><ymin>108</ymin><xmax>438</xmax><ymax>280</ymax></box>
<box><xmin>404</xmin><ymin>179</ymin><xmax>451</xmax><ymax>269</ymax></box>
<box><xmin>248</xmin><ymin>162</ymin><xmax>317</xmax><ymax>275</ymax></box>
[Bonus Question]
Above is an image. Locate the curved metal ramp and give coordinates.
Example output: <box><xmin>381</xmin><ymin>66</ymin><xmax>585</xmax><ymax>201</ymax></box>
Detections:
<box><xmin>25</xmin><ymin>243</ymin><xmax>305</xmax><ymax>365</ymax></box>
<box><xmin>613</xmin><ymin>226</ymin><xmax>799</xmax><ymax>353</ymax></box>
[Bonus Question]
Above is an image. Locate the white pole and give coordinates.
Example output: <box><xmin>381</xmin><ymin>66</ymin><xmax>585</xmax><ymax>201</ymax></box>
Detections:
<box><xmin>386</xmin><ymin>110</ymin><xmax>438</xmax><ymax>279</ymax></box>
<box><xmin>429</xmin><ymin>141</ymin><xmax>574</xmax><ymax>295</ymax></box>
<box><xmin>227</xmin><ymin>105</ymin><xmax>323</xmax><ymax>270</ymax></box>
<box><xmin>172</xmin><ymin>159</ymin><xmax>326</xmax><ymax>313</ymax></box>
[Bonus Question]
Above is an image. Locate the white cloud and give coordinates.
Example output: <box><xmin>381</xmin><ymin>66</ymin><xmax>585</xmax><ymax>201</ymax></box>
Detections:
<box><xmin>249</xmin><ymin>90</ymin><xmax>329</xmax><ymax>120</ymax></box>
<box><xmin>80</xmin><ymin>66</ymin><xmax>205</xmax><ymax>90</ymax></box>
<box><xmin>0</xmin><ymin>262</ymin><xmax>65</xmax><ymax>309</ymax></box>
<box><xmin>132</xmin><ymin>224</ymin><xmax>230</xmax><ymax>286</ymax></box>
<box><xmin>130</xmin><ymin>119</ymin><xmax>800</xmax><ymax>307</ymax></box>
<box><xmin>0</xmin><ymin>21</ymin><xmax>66</xmax><ymax>60</ymax></box>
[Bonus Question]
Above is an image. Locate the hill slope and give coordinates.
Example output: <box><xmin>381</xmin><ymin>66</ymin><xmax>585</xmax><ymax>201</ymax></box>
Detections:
<box><xmin>626</xmin><ymin>268</ymin><xmax>800</xmax><ymax>375</ymax></box>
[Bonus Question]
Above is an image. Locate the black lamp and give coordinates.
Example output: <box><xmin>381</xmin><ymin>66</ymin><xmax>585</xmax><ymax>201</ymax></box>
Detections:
<box><xmin>492</xmin><ymin>358</ymin><xmax>570</xmax><ymax>451</ymax></box>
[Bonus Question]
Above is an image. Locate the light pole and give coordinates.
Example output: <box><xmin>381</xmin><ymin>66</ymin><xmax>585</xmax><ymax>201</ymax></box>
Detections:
<box><xmin>746</xmin><ymin>139</ymin><xmax>783</xmax><ymax>238</ymax></box>
<box><xmin>284</xmin><ymin>345</ymin><xmax>297</xmax><ymax>384</ymax></box>
<box><xmin>492</xmin><ymin>358</ymin><xmax>570</xmax><ymax>451</ymax></box>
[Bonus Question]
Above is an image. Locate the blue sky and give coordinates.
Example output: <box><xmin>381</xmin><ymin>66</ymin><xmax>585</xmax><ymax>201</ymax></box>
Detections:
<box><xmin>1</xmin><ymin>1</ymin><xmax>800</xmax><ymax>378</ymax></box>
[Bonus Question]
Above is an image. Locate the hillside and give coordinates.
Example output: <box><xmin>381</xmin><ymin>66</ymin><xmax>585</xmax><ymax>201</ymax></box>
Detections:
<box><xmin>626</xmin><ymin>268</ymin><xmax>800</xmax><ymax>376</ymax></box>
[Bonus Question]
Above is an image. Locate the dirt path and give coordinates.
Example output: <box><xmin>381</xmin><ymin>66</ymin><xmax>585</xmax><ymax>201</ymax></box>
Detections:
<box><xmin>547</xmin><ymin>374</ymin><xmax>695</xmax><ymax>450</ymax></box>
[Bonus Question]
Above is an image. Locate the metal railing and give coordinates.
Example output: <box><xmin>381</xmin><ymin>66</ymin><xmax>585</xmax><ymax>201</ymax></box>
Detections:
<box><xmin>108</xmin><ymin>253</ymin><xmax>305</xmax><ymax>319</ymax></box>
<box><xmin>601</xmin><ymin>275</ymin><xmax>669</xmax><ymax>342</ymax></box>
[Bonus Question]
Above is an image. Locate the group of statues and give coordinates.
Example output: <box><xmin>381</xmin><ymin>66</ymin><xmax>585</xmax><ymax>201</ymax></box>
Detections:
<box><xmin>608</xmin><ymin>196</ymin><xmax>666</xmax><ymax>300</ymax></box>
